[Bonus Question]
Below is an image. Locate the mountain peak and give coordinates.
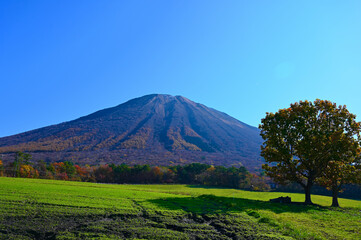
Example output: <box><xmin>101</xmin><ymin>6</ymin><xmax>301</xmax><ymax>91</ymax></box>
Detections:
<box><xmin>0</xmin><ymin>94</ymin><xmax>262</xmax><ymax>170</ymax></box>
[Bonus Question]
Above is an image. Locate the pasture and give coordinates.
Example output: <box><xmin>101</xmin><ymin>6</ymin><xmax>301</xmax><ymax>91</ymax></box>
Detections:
<box><xmin>0</xmin><ymin>177</ymin><xmax>360</xmax><ymax>239</ymax></box>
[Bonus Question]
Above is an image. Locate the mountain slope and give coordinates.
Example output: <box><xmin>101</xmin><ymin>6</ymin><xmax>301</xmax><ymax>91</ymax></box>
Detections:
<box><xmin>0</xmin><ymin>94</ymin><xmax>263</xmax><ymax>170</ymax></box>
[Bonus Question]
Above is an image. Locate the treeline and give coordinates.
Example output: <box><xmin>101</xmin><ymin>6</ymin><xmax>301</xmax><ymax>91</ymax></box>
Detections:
<box><xmin>1</xmin><ymin>152</ymin><xmax>360</xmax><ymax>199</ymax></box>
<box><xmin>0</xmin><ymin>152</ymin><xmax>269</xmax><ymax>191</ymax></box>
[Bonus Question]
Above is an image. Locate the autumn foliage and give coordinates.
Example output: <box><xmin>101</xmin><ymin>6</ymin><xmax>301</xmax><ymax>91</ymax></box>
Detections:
<box><xmin>0</xmin><ymin>152</ymin><xmax>271</xmax><ymax>191</ymax></box>
<box><xmin>260</xmin><ymin>99</ymin><xmax>361</xmax><ymax>206</ymax></box>
<box><xmin>19</xmin><ymin>165</ymin><xmax>39</xmax><ymax>178</ymax></box>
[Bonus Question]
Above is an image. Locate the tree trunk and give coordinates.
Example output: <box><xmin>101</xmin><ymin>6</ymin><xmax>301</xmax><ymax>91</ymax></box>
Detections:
<box><xmin>331</xmin><ymin>186</ymin><xmax>340</xmax><ymax>207</ymax></box>
<box><xmin>304</xmin><ymin>184</ymin><xmax>313</xmax><ymax>205</ymax></box>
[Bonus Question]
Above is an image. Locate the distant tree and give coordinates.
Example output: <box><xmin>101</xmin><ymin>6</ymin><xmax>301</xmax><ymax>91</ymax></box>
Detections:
<box><xmin>162</xmin><ymin>167</ymin><xmax>176</xmax><ymax>183</ymax></box>
<box><xmin>63</xmin><ymin>161</ymin><xmax>76</xmax><ymax>179</ymax></box>
<box><xmin>260</xmin><ymin>100</ymin><xmax>361</xmax><ymax>205</ymax></box>
<box><xmin>34</xmin><ymin>160</ymin><xmax>48</xmax><ymax>178</ymax></box>
<box><xmin>242</xmin><ymin>173</ymin><xmax>271</xmax><ymax>191</ymax></box>
<box><xmin>0</xmin><ymin>159</ymin><xmax>3</xmax><ymax>176</ymax></box>
<box><xmin>94</xmin><ymin>165</ymin><xmax>113</xmax><ymax>183</ymax></box>
<box><xmin>177</xmin><ymin>163</ymin><xmax>210</xmax><ymax>184</ymax></box>
<box><xmin>110</xmin><ymin>163</ymin><xmax>131</xmax><ymax>183</ymax></box>
<box><xmin>47</xmin><ymin>163</ymin><xmax>56</xmax><ymax>178</ymax></box>
<box><xmin>75</xmin><ymin>164</ymin><xmax>95</xmax><ymax>182</ymax></box>
<box><xmin>150</xmin><ymin>166</ymin><xmax>163</xmax><ymax>183</ymax></box>
<box><xmin>13</xmin><ymin>152</ymin><xmax>32</xmax><ymax>177</ymax></box>
<box><xmin>19</xmin><ymin>164</ymin><xmax>39</xmax><ymax>178</ymax></box>
<box><xmin>131</xmin><ymin>165</ymin><xmax>151</xmax><ymax>183</ymax></box>
<box><xmin>49</xmin><ymin>162</ymin><xmax>77</xmax><ymax>180</ymax></box>
<box><xmin>195</xmin><ymin>165</ymin><xmax>250</xmax><ymax>189</ymax></box>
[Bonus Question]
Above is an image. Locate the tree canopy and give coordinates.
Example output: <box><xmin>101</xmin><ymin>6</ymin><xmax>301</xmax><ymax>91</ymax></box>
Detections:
<box><xmin>260</xmin><ymin>99</ymin><xmax>361</xmax><ymax>205</ymax></box>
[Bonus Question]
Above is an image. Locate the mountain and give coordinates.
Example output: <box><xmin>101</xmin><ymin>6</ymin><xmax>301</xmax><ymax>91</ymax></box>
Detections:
<box><xmin>0</xmin><ymin>94</ymin><xmax>263</xmax><ymax>170</ymax></box>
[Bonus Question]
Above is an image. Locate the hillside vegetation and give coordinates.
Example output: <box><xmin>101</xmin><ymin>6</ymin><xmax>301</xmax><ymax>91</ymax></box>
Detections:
<box><xmin>0</xmin><ymin>178</ymin><xmax>360</xmax><ymax>239</ymax></box>
<box><xmin>0</xmin><ymin>94</ymin><xmax>262</xmax><ymax>169</ymax></box>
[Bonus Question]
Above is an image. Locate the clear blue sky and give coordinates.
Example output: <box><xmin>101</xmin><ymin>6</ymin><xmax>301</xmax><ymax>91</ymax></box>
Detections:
<box><xmin>1</xmin><ymin>1</ymin><xmax>361</xmax><ymax>137</ymax></box>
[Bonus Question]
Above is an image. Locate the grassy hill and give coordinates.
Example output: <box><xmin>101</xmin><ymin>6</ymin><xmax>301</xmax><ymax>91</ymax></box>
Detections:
<box><xmin>0</xmin><ymin>178</ymin><xmax>360</xmax><ymax>239</ymax></box>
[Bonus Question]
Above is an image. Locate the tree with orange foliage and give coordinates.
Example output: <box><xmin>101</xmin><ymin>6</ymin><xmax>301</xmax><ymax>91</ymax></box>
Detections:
<box><xmin>50</xmin><ymin>161</ymin><xmax>77</xmax><ymax>180</ymax></box>
<box><xmin>75</xmin><ymin>164</ymin><xmax>95</xmax><ymax>182</ymax></box>
<box><xmin>19</xmin><ymin>164</ymin><xmax>39</xmax><ymax>178</ymax></box>
<box><xmin>150</xmin><ymin>166</ymin><xmax>163</xmax><ymax>183</ymax></box>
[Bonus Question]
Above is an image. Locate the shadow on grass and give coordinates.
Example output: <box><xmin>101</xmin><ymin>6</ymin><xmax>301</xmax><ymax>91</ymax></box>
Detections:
<box><xmin>148</xmin><ymin>194</ymin><xmax>327</xmax><ymax>215</ymax></box>
<box><xmin>186</xmin><ymin>185</ymin><xmax>237</xmax><ymax>190</ymax></box>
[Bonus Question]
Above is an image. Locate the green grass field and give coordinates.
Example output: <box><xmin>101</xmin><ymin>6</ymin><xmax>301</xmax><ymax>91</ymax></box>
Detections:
<box><xmin>0</xmin><ymin>177</ymin><xmax>360</xmax><ymax>239</ymax></box>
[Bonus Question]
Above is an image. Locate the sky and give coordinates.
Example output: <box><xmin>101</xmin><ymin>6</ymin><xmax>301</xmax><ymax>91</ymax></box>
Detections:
<box><xmin>1</xmin><ymin>1</ymin><xmax>361</xmax><ymax>137</ymax></box>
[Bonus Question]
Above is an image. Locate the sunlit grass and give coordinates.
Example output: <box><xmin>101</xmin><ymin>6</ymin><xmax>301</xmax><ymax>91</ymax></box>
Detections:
<box><xmin>0</xmin><ymin>177</ymin><xmax>360</xmax><ymax>239</ymax></box>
